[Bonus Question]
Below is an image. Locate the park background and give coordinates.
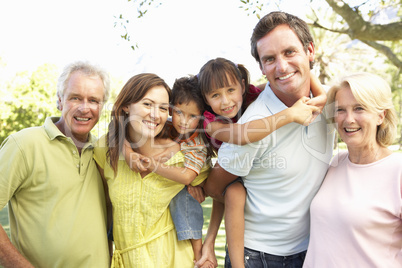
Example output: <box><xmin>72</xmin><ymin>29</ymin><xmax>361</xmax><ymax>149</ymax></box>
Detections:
<box><xmin>0</xmin><ymin>0</ymin><xmax>401</xmax><ymax>267</ymax></box>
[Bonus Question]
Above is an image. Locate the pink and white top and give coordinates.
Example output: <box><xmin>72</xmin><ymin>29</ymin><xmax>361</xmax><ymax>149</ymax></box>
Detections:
<box><xmin>304</xmin><ymin>151</ymin><xmax>402</xmax><ymax>268</ymax></box>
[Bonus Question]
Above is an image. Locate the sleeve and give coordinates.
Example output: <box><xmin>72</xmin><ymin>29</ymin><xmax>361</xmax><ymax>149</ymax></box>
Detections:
<box><xmin>203</xmin><ymin>111</ymin><xmax>216</xmax><ymax>139</ymax></box>
<box><xmin>217</xmin><ymin>140</ymin><xmax>270</xmax><ymax>177</ymax></box>
<box><xmin>249</xmin><ymin>84</ymin><xmax>262</xmax><ymax>95</ymax></box>
<box><xmin>244</xmin><ymin>84</ymin><xmax>262</xmax><ymax>107</ymax></box>
<box><xmin>93</xmin><ymin>135</ymin><xmax>108</xmax><ymax>170</ymax></box>
<box><xmin>191</xmin><ymin>164</ymin><xmax>210</xmax><ymax>186</ymax></box>
<box><xmin>183</xmin><ymin>145</ymin><xmax>207</xmax><ymax>175</ymax></box>
<box><xmin>0</xmin><ymin>136</ymin><xmax>29</xmax><ymax>208</ymax></box>
<box><xmin>180</xmin><ymin>137</ymin><xmax>210</xmax><ymax>186</ymax></box>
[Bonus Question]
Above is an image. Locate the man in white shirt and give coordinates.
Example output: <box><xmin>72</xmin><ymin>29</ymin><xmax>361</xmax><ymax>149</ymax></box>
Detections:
<box><xmin>202</xmin><ymin>11</ymin><xmax>334</xmax><ymax>268</ymax></box>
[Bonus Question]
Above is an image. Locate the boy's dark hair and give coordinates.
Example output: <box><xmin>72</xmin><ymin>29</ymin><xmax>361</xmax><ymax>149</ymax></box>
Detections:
<box><xmin>251</xmin><ymin>11</ymin><xmax>315</xmax><ymax>69</ymax></box>
<box><xmin>171</xmin><ymin>76</ymin><xmax>216</xmax><ymax>160</ymax></box>
<box><xmin>172</xmin><ymin>76</ymin><xmax>205</xmax><ymax>112</ymax></box>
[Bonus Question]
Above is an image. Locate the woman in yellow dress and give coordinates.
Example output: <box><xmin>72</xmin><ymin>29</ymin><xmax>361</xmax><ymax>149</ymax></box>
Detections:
<box><xmin>94</xmin><ymin>73</ymin><xmax>194</xmax><ymax>267</ymax></box>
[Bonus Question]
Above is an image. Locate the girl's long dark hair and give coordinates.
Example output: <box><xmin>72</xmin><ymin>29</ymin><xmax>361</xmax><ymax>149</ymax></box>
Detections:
<box><xmin>198</xmin><ymin>57</ymin><xmax>254</xmax><ymax>117</ymax></box>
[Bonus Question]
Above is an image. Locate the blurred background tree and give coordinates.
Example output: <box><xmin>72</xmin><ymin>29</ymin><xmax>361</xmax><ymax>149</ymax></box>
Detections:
<box><xmin>0</xmin><ymin>63</ymin><xmax>59</xmax><ymax>144</ymax></box>
<box><xmin>114</xmin><ymin>0</ymin><xmax>401</xmax><ymax>148</ymax></box>
<box><xmin>0</xmin><ymin>0</ymin><xmax>400</xmax><ymax>147</ymax></box>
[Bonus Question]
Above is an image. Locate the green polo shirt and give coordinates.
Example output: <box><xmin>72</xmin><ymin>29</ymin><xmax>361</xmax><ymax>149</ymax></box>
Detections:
<box><xmin>0</xmin><ymin>117</ymin><xmax>109</xmax><ymax>267</ymax></box>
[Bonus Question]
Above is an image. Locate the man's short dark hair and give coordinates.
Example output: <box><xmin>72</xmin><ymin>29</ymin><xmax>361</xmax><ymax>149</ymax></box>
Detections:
<box><xmin>251</xmin><ymin>11</ymin><xmax>315</xmax><ymax>69</ymax></box>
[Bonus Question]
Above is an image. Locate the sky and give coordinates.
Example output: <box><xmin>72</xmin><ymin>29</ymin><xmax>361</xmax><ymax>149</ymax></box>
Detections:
<box><xmin>0</xmin><ymin>0</ymin><xmax>314</xmax><ymax>87</ymax></box>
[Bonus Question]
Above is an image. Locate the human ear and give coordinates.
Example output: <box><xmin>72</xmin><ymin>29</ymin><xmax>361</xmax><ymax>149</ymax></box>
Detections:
<box><xmin>58</xmin><ymin>97</ymin><xmax>63</xmax><ymax>111</ymax></box>
<box><xmin>307</xmin><ymin>42</ymin><xmax>315</xmax><ymax>62</ymax></box>
<box><xmin>377</xmin><ymin>110</ymin><xmax>386</xmax><ymax>126</ymax></box>
<box><xmin>122</xmin><ymin>106</ymin><xmax>129</xmax><ymax>115</ymax></box>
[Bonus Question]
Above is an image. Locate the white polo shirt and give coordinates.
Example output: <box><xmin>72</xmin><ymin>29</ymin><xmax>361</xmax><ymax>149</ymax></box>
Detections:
<box><xmin>218</xmin><ymin>83</ymin><xmax>334</xmax><ymax>256</ymax></box>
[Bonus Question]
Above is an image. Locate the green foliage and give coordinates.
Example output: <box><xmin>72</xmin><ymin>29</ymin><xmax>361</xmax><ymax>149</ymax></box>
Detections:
<box><xmin>239</xmin><ymin>0</ymin><xmax>263</xmax><ymax>19</ymax></box>
<box><xmin>114</xmin><ymin>0</ymin><xmax>161</xmax><ymax>50</ymax></box>
<box><xmin>0</xmin><ymin>64</ymin><xmax>59</xmax><ymax>144</ymax></box>
<box><xmin>252</xmin><ymin>74</ymin><xmax>268</xmax><ymax>86</ymax></box>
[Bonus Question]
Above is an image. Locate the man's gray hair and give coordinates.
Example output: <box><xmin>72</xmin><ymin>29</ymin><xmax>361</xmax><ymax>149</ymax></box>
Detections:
<box><xmin>56</xmin><ymin>61</ymin><xmax>111</xmax><ymax>109</ymax></box>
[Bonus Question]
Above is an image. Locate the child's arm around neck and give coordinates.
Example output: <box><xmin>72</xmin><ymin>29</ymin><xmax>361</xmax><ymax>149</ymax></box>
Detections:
<box><xmin>204</xmin><ymin>75</ymin><xmax>325</xmax><ymax>145</ymax></box>
<box><xmin>123</xmin><ymin>137</ymin><xmax>200</xmax><ymax>185</ymax></box>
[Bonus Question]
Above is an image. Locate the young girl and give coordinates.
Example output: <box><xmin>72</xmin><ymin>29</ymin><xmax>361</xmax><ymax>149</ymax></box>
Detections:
<box><xmin>195</xmin><ymin>57</ymin><xmax>327</xmax><ymax>268</ymax></box>
<box><xmin>124</xmin><ymin>76</ymin><xmax>216</xmax><ymax>268</ymax></box>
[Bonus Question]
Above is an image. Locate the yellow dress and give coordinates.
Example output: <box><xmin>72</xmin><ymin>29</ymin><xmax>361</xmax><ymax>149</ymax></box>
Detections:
<box><xmin>94</xmin><ymin>136</ymin><xmax>194</xmax><ymax>268</ymax></box>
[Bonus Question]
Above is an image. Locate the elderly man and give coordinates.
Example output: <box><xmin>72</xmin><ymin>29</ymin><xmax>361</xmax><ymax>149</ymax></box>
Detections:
<box><xmin>199</xmin><ymin>12</ymin><xmax>334</xmax><ymax>268</ymax></box>
<box><xmin>0</xmin><ymin>61</ymin><xmax>111</xmax><ymax>267</ymax></box>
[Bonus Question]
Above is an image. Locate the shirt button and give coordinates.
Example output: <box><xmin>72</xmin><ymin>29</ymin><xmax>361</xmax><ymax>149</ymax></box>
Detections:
<box><xmin>73</xmin><ymin>150</ymin><xmax>76</xmax><ymax>154</ymax></box>
<box><xmin>77</xmin><ymin>164</ymin><xmax>80</xmax><ymax>168</ymax></box>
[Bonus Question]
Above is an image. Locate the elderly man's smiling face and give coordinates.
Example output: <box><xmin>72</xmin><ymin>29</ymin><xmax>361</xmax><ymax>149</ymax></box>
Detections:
<box><xmin>58</xmin><ymin>71</ymin><xmax>104</xmax><ymax>142</ymax></box>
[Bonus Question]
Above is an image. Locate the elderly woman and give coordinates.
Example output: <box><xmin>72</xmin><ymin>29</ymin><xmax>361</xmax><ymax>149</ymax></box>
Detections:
<box><xmin>303</xmin><ymin>72</ymin><xmax>402</xmax><ymax>267</ymax></box>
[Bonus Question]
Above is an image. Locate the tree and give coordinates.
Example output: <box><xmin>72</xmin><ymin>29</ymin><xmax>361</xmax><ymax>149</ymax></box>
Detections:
<box><xmin>311</xmin><ymin>0</ymin><xmax>402</xmax><ymax>70</ymax></box>
<box><xmin>238</xmin><ymin>0</ymin><xmax>402</xmax><ymax>70</ymax></box>
<box><xmin>115</xmin><ymin>0</ymin><xmax>401</xmax><ymax>70</ymax></box>
<box><xmin>114</xmin><ymin>0</ymin><xmax>401</xmax><ymax>146</ymax></box>
<box><xmin>0</xmin><ymin>64</ymin><xmax>59</xmax><ymax>144</ymax></box>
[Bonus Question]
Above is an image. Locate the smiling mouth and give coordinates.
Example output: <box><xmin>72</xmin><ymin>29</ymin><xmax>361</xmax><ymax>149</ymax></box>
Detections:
<box><xmin>75</xmin><ymin>117</ymin><xmax>90</xmax><ymax>122</ymax></box>
<box><xmin>345</xmin><ymin>128</ymin><xmax>360</xmax><ymax>133</ymax></box>
<box><xmin>278</xmin><ymin>72</ymin><xmax>295</xmax><ymax>80</ymax></box>
<box><xmin>222</xmin><ymin>105</ymin><xmax>235</xmax><ymax>112</ymax></box>
<box><xmin>143</xmin><ymin>121</ymin><xmax>158</xmax><ymax>128</ymax></box>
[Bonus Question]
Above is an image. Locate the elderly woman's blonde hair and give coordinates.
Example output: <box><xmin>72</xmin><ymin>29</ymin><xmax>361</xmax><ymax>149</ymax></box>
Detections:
<box><xmin>327</xmin><ymin>72</ymin><xmax>398</xmax><ymax>147</ymax></box>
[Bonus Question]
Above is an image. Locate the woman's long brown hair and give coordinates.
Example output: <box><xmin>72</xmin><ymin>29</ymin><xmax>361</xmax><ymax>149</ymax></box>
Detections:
<box><xmin>106</xmin><ymin>73</ymin><xmax>171</xmax><ymax>175</ymax></box>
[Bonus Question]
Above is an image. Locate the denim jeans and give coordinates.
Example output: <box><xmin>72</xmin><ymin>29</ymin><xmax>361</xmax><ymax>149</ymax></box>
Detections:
<box><xmin>225</xmin><ymin>246</ymin><xmax>306</xmax><ymax>268</ymax></box>
<box><xmin>169</xmin><ymin>186</ymin><xmax>203</xmax><ymax>240</ymax></box>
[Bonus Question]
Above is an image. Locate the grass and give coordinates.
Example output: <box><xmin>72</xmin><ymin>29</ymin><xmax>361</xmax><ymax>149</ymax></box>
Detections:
<box><xmin>0</xmin><ymin>205</ymin><xmax>9</xmax><ymax>268</ymax></box>
<box><xmin>202</xmin><ymin>197</ymin><xmax>226</xmax><ymax>267</ymax></box>
<box><xmin>0</xmin><ymin>204</ymin><xmax>9</xmax><ymax>238</ymax></box>
<box><xmin>0</xmin><ymin>197</ymin><xmax>227</xmax><ymax>267</ymax></box>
